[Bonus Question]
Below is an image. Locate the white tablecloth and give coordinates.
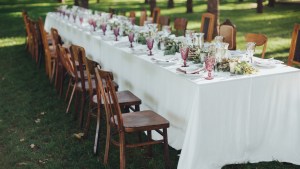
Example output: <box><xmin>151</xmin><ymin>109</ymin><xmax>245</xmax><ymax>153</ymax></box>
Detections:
<box><xmin>45</xmin><ymin>13</ymin><xmax>300</xmax><ymax>169</ymax></box>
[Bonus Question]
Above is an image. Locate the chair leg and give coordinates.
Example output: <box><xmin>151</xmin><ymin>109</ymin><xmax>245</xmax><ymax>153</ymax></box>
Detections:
<box><xmin>54</xmin><ymin>61</ymin><xmax>59</xmax><ymax>91</ymax></box>
<box><xmin>65</xmin><ymin>79</ymin><xmax>72</xmax><ymax>102</ymax></box>
<box><xmin>104</xmin><ymin>123</ymin><xmax>111</xmax><ymax>164</ymax></box>
<box><xmin>119</xmin><ymin>132</ymin><xmax>126</xmax><ymax>169</ymax></box>
<box><xmin>50</xmin><ymin>61</ymin><xmax>56</xmax><ymax>83</ymax></box>
<box><xmin>147</xmin><ymin>130</ymin><xmax>153</xmax><ymax>157</ymax></box>
<box><xmin>66</xmin><ymin>85</ymin><xmax>76</xmax><ymax>114</ymax></box>
<box><xmin>79</xmin><ymin>93</ymin><xmax>86</xmax><ymax>128</ymax></box>
<box><xmin>134</xmin><ymin>105</ymin><xmax>140</xmax><ymax>111</ymax></box>
<box><xmin>59</xmin><ymin>68</ymin><xmax>65</xmax><ymax>97</ymax></box>
<box><xmin>93</xmin><ymin>106</ymin><xmax>101</xmax><ymax>154</ymax></box>
<box><xmin>74</xmin><ymin>90</ymin><xmax>80</xmax><ymax>120</ymax></box>
<box><xmin>163</xmin><ymin>128</ymin><xmax>170</xmax><ymax>169</ymax></box>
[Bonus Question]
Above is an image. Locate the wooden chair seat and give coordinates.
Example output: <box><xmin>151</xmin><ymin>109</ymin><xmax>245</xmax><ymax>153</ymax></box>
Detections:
<box><xmin>76</xmin><ymin>78</ymin><xmax>119</xmax><ymax>91</ymax></box>
<box><xmin>111</xmin><ymin>110</ymin><xmax>169</xmax><ymax>133</ymax></box>
<box><xmin>92</xmin><ymin>90</ymin><xmax>141</xmax><ymax>107</ymax></box>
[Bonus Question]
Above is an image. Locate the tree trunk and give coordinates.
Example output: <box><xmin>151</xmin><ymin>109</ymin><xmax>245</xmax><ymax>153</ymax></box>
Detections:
<box><xmin>81</xmin><ymin>0</ymin><xmax>89</xmax><ymax>9</ymax></box>
<box><xmin>57</xmin><ymin>0</ymin><xmax>65</xmax><ymax>2</ymax></box>
<box><xmin>74</xmin><ymin>0</ymin><xmax>79</xmax><ymax>6</ymax></box>
<box><xmin>207</xmin><ymin>0</ymin><xmax>219</xmax><ymax>37</ymax></box>
<box><xmin>149</xmin><ymin>0</ymin><xmax>156</xmax><ymax>16</ymax></box>
<box><xmin>186</xmin><ymin>0</ymin><xmax>193</xmax><ymax>13</ymax></box>
<box><xmin>257</xmin><ymin>0</ymin><xmax>263</xmax><ymax>13</ymax></box>
<box><xmin>168</xmin><ymin>0</ymin><xmax>174</xmax><ymax>8</ymax></box>
<box><xmin>145</xmin><ymin>0</ymin><xmax>149</xmax><ymax>4</ymax></box>
<box><xmin>268</xmin><ymin>0</ymin><xmax>275</xmax><ymax>7</ymax></box>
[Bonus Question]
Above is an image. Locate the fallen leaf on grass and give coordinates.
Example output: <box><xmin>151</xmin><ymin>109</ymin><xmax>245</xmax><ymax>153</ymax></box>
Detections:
<box><xmin>35</xmin><ymin>118</ymin><xmax>41</xmax><ymax>123</ymax></box>
<box><xmin>38</xmin><ymin>160</ymin><xmax>46</xmax><ymax>164</ymax></box>
<box><xmin>17</xmin><ymin>162</ymin><xmax>27</xmax><ymax>166</ymax></box>
<box><xmin>73</xmin><ymin>133</ymin><xmax>85</xmax><ymax>139</ymax></box>
<box><xmin>20</xmin><ymin>138</ymin><xmax>25</xmax><ymax>142</ymax></box>
<box><xmin>30</xmin><ymin>144</ymin><xmax>35</xmax><ymax>149</ymax></box>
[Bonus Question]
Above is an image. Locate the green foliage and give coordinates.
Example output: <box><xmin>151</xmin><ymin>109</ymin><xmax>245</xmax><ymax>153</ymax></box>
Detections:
<box><xmin>163</xmin><ymin>38</ymin><xmax>180</xmax><ymax>55</ymax></box>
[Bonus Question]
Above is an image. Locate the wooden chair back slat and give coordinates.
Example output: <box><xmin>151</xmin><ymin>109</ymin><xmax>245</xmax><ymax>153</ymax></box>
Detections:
<box><xmin>129</xmin><ymin>11</ymin><xmax>136</xmax><ymax>18</ymax></box>
<box><xmin>200</xmin><ymin>13</ymin><xmax>215</xmax><ymax>42</ymax></box>
<box><xmin>140</xmin><ymin>10</ymin><xmax>147</xmax><ymax>26</ymax></box>
<box><xmin>288</xmin><ymin>24</ymin><xmax>300</xmax><ymax>66</ymax></box>
<box><xmin>38</xmin><ymin>17</ymin><xmax>51</xmax><ymax>76</ymax></box>
<box><xmin>219</xmin><ymin>19</ymin><xmax>237</xmax><ymax>50</ymax></box>
<box><xmin>94</xmin><ymin>68</ymin><xmax>124</xmax><ymax>130</ymax></box>
<box><xmin>174</xmin><ymin>18</ymin><xmax>188</xmax><ymax>36</ymax></box>
<box><xmin>245</xmin><ymin>33</ymin><xmax>268</xmax><ymax>58</ymax></box>
<box><xmin>58</xmin><ymin>45</ymin><xmax>75</xmax><ymax>77</ymax></box>
<box><xmin>152</xmin><ymin>7</ymin><xmax>160</xmax><ymax>24</ymax></box>
<box><xmin>158</xmin><ymin>16</ymin><xmax>170</xmax><ymax>30</ymax></box>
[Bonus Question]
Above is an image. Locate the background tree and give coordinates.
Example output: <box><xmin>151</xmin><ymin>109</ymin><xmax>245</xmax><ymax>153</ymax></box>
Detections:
<box><xmin>257</xmin><ymin>0</ymin><xmax>263</xmax><ymax>13</ymax></box>
<box><xmin>268</xmin><ymin>0</ymin><xmax>275</xmax><ymax>7</ymax></box>
<box><xmin>168</xmin><ymin>0</ymin><xmax>174</xmax><ymax>8</ymax></box>
<box><xmin>149</xmin><ymin>0</ymin><xmax>156</xmax><ymax>15</ymax></box>
<box><xmin>207</xmin><ymin>0</ymin><xmax>219</xmax><ymax>37</ymax></box>
<box><xmin>186</xmin><ymin>0</ymin><xmax>193</xmax><ymax>13</ymax></box>
<box><xmin>74</xmin><ymin>0</ymin><xmax>79</xmax><ymax>6</ymax></box>
<box><xmin>74</xmin><ymin>0</ymin><xmax>89</xmax><ymax>8</ymax></box>
<box><xmin>145</xmin><ymin>0</ymin><xmax>149</xmax><ymax>4</ymax></box>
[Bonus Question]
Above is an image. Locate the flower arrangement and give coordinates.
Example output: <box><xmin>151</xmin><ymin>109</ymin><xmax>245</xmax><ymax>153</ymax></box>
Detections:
<box><xmin>108</xmin><ymin>18</ymin><xmax>120</xmax><ymax>29</ymax></box>
<box><xmin>217</xmin><ymin>58</ymin><xmax>257</xmax><ymax>75</ymax></box>
<box><xmin>163</xmin><ymin>38</ymin><xmax>180</xmax><ymax>55</ymax></box>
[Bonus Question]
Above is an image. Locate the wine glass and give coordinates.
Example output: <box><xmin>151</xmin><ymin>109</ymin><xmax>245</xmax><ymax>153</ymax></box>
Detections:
<box><xmin>113</xmin><ymin>27</ymin><xmax>120</xmax><ymax>41</ymax></box>
<box><xmin>180</xmin><ymin>45</ymin><xmax>190</xmax><ymax>67</ymax></box>
<box><xmin>72</xmin><ymin>14</ymin><xmax>76</xmax><ymax>23</ymax></box>
<box><xmin>79</xmin><ymin>17</ymin><xmax>83</xmax><ymax>25</ymax></box>
<box><xmin>128</xmin><ymin>32</ymin><xmax>134</xmax><ymax>48</ymax></box>
<box><xmin>101</xmin><ymin>23</ymin><xmax>107</xmax><ymax>35</ymax></box>
<box><xmin>205</xmin><ymin>56</ymin><xmax>216</xmax><ymax>80</ymax></box>
<box><xmin>146</xmin><ymin>37</ymin><xmax>154</xmax><ymax>56</ymax></box>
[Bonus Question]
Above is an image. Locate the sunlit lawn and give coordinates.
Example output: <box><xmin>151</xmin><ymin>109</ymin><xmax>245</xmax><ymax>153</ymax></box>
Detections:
<box><xmin>0</xmin><ymin>0</ymin><xmax>300</xmax><ymax>168</ymax></box>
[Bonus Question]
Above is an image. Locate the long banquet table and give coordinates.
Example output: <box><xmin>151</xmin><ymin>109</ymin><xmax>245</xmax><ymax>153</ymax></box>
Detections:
<box><xmin>45</xmin><ymin>12</ymin><xmax>300</xmax><ymax>169</ymax></box>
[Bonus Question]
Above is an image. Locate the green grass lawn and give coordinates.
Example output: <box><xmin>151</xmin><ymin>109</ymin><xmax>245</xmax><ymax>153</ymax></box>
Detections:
<box><xmin>0</xmin><ymin>0</ymin><xmax>300</xmax><ymax>168</ymax></box>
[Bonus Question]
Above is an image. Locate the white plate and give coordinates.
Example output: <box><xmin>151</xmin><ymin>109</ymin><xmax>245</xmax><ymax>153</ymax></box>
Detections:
<box><xmin>254</xmin><ymin>60</ymin><xmax>276</xmax><ymax>68</ymax></box>
<box><xmin>176</xmin><ymin>65</ymin><xmax>202</xmax><ymax>74</ymax></box>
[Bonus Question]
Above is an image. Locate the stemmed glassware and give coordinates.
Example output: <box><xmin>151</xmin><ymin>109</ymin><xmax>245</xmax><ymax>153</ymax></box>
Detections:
<box><xmin>205</xmin><ymin>56</ymin><xmax>216</xmax><ymax>80</ymax></box>
<box><xmin>146</xmin><ymin>37</ymin><xmax>154</xmax><ymax>56</ymax></box>
<box><xmin>113</xmin><ymin>27</ymin><xmax>120</xmax><ymax>41</ymax></box>
<box><xmin>128</xmin><ymin>32</ymin><xmax>134</xmax><ymax>48</ymax></box>
<box><xmin>179</xmin><ymin>44</ymin><xmax>190</xmax><ymax>67</ymax></box>
<box><xmin>101</xmin><ymin>23</ymin><xmax>107</xmax><ymax>35</ymax></box>
<box><xmin>88</xmin><ymin>19</ymin><xmax>97</xmax><ymax>31</ymax></box>
<box><xmin>246</xmin><ymin>42</ymin><xmax>256</xmax><ymax>63</ymax></box>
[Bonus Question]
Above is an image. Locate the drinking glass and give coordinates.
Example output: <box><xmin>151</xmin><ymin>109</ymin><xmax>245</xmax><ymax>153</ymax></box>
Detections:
<box><xmin>180</xmin><ymin>45</ymin><xmax>190</xmax><ymax>67</ymax></box>
<box><xmin>205</xmin><ymin>57</ymin><xmax>216</xmax><ymax>80</ymax></box>
<box><xmin>113</xmin><ymin>27</ymin><xmax>120</xmax><ymax>41</ymax></box>
<box><xmin>128</xmin><ymin>32</ymin><xmax>134</xmax><ymax>48</ymax></box>
<box><xmin>146</xmin><ymin>38</ymin><xmax>154</xmax><ymax>56</ymax></box>
<box><xmin>101</xmin><ymin>23</ymin><xmax>107</xmax><ymax>35</ymax></box>
<box><xmin>162</xmin><ymin>26</ymin><xmax>171</xmax><ymax>36</ymax></box>
<box><xmin>246</xmin><ymin>42</ymin><xmax>256</xmax><ymax>63</ymax></box>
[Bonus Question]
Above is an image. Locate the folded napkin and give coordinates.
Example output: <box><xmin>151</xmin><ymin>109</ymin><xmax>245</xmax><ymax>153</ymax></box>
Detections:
<box><xmin>151</xmin><ymin>57</ymin><xmax>177</xmax><ymax>63</ymax></box>
<box><xmin>176</xmin><ymin>67</ymin><xmax>201</xmax><ymax>74</ymax></box>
